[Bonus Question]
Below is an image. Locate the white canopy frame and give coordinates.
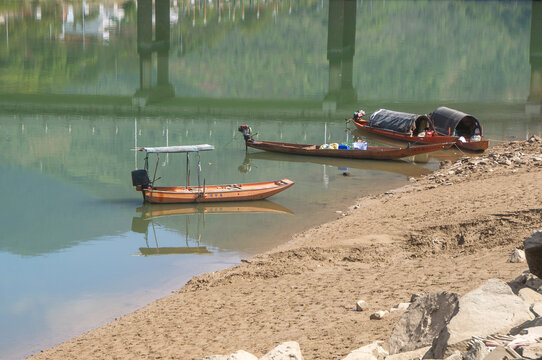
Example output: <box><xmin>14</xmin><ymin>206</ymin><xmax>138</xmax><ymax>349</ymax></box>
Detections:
<box><xmin>136</xmin><ymin>144</ymin><xmax>215</xmax><ymax>153</ymax></box>
<box><xmin>136</xmin><ymin>144</ymin><xmax>215</xmax><ymax>189</ymax></box>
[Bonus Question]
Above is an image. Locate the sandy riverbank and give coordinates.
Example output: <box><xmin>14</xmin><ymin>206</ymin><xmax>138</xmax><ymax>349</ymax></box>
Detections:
<box><xmin>28</xmin><ymin>137</ymin><xmax>542</xmax><ymax>360</ymax></box>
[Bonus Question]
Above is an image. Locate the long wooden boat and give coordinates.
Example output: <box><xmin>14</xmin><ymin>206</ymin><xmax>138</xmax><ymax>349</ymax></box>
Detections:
<box><xmin>242</xmin><ymin>139</ymin><xmax>454</xmax><ymax>160</ymax></box>
<box><xmin>132</xmin><ymin>144</ymin><xmax>294</xmax><ymax>204</ymax></box>
<box><xmin>351</xmin><ymin>108</ymin><xmax>488</xmax><ymax>152</ymax></box>
<box><xmin>135</xmin><ymin>179</ymin><xmax>295</xmax><ymax>204</ymax></box>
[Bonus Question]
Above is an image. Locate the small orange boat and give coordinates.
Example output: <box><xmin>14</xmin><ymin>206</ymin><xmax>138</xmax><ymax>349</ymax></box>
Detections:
<box><xmin>132</xmin><ymin>144</ymin><xmax>294</xmax><ymax>204</ymax></box>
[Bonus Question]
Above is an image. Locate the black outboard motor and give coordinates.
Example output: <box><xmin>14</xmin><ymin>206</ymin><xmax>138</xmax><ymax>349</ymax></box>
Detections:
<box><xmin>131</xmin><ymin>169</ymin><xmax>150</xmax><ymax>187</ymax></box>
<box><xmin>238</xmin><ymin>125</ymin><xmax>252</xmax><ymax>141</ymax></box>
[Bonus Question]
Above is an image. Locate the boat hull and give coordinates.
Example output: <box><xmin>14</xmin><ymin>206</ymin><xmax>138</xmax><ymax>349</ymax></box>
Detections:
<box><xmin>352</xmin><ymin>119</ymin><xmax>488</xmax><ymax>152</ymax></box>
<box><xmin>137</xmin><ymin>179</ymin><xmax>294</xmax><ymax>204</ymax></box>
<box><xmin>246</xmin><ymin>139</ymin><xmax>453</xmax><ymax>160</ymax></box>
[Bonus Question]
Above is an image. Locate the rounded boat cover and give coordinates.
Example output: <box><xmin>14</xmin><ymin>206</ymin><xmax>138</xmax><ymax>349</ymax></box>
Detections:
<box><xmin>369</xmin><ymin>109</ymin><xmax>430</xmax><ymax>135</ymax></box>
<box><xmin>430</xmin><ymin>107</ymin><xmax>481</xmax><ymax>136</ymax></box>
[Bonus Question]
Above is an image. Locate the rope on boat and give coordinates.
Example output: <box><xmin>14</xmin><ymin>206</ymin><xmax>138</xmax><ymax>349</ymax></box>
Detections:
<box><xmin>452</xmin><ymin>143</ymin><xmax>465</xmax><ymax>155</ymax></box>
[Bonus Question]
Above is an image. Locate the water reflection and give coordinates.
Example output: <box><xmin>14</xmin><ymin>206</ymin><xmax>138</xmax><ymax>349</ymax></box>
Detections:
<box><xmin>2</xmin><ymin>0</ymin><xmax>539</xmax><ymax>118</ymax></box>
<box><xmin>132</xmin><ymin>209</ymin><xmax>212</xmax><ymax>256</ymax></box>
<box><xmin>0</xmin><ymin>0</ymin><xmax>542</xmax><ymax>116</ymax></box>
<box><xmin>131</xmin><ymin>201</ymin><xmax>294</xmax><ymax>256</ymax></box>
<box><xmin>241</xmin><ymin>152</ymin><xmax>433</xmax><ymax>179</ymax></box>
<box><xmin>324</xmin><ymin>0</ymin><xmax>357</xmax><ymax>111</ymax></box>
<box><xmin>134</xmin><ymin>0</ymin><xmax>175</xmax><ymax>107</ymax></box>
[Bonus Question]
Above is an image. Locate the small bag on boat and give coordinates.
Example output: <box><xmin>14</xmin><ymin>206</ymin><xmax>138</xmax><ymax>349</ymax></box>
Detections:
<box><xmin>352</xmin><ymin>141</ymin><xmax>367</xmax><ymax>150</ymax></box>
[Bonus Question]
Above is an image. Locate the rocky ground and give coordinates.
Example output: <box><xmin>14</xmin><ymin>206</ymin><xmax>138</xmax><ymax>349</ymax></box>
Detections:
<box><xmin>28</xmin><ymin>136</ymin><xmax>542</xmax><ymax>360</ymax></box>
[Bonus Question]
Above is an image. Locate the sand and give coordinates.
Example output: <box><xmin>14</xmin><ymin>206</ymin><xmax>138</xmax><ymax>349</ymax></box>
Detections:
<box><xmin>28</xmin><ymin>138</ymin><xmax>542</xmax><ymax>360</ymax></box>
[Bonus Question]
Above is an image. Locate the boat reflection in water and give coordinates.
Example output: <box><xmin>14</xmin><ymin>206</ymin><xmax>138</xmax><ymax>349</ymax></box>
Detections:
<box><xmin>131</xmin><ymin>201</ymin><xmax>294</xmax><ymax>256</ymax></box>
<box><xmin>239</xmin><ymin>153</ymin><xmax>433</xmax><ymax>179</ymax></box>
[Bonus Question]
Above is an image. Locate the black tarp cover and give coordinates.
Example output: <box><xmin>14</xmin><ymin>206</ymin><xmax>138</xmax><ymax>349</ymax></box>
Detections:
<box><xmin>430</xmin><ymin>107</ymin><xmax>481</xmax><ymax>137</ymax></box>
<box><xmin>369</xmin><ymin>109</ymin><xmax>430</xmax><ymax>135</ymax></box>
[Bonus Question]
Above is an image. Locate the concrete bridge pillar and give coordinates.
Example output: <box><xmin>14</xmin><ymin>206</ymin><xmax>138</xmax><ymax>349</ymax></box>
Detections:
<box><xmin>134</xmin><ymin>0</ymin><xmax>175</xmax><ymax>108</ymax></box>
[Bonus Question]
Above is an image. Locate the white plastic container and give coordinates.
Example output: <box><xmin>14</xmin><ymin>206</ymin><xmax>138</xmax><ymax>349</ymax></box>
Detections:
<box><xmin>353</xmin><ymin>141</ymin><xmax>367</xmax><ymax>150</ymax></box>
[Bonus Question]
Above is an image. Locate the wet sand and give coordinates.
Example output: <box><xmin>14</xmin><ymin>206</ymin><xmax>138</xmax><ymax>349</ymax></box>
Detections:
<box><xmin>27</xmin><ymin>138</ymin><xmax>542</xmax><ymax>360</ymax></box>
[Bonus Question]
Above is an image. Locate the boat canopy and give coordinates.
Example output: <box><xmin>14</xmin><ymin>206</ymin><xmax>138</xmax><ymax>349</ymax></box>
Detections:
<box><xmin>137</xmin><ymin>144</ymin><xmax>215</xmax><ymax>153</ymax></box>
<box><xmin>430</xmin><ymin>107</ymin><xmax>482</xmax><ymax>137</ymax></box>
<box><xmin>369</xmin><ymin>109</ymin><xmax>431</xmax><ymax>135</ymax></box>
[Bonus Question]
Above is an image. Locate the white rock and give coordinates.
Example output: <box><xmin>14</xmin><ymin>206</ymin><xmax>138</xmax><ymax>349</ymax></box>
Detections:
<box><xmin>522</xmin><ymin>342</ymin><xmax>542</xmax><ymax>359</ymax></box>
<box><xmin>520</xmin><ymin>325</ymin><xmax>542</xmax><ymax>337</ymax></box>
<box><xmin>384</xmin><ymin>346</ymin><xmax>430</xmax><ymax>360</ymax></box>
<box><xmin>519</xmin><ymin>287</ymin><xmax>542</xmax><ymax>306</ymax></box>
<box><xmin>202</xmin><ymin>350</ymin><xmax>258</xmax><ymax>360</ymax></box>
<box><xmin>481</xmin><ymin>345</ymin><xmax>521</xmax><ymax>360</ymax></box>
<box><xmin>356</xmin><ymin>300</ymin><xmax>367</xmax><ymax>311</ymax></box>
<box><xmin>370</xmin><ymin>310</ymin><xmax>389</xmax><ymax>320</ymax></box>
<box><xmin>343</xmin><ymin>341</ymin><xmax>389</xmax><ymax>360</ymax></box>
<box><xmin>260</xmin><ymin>341</ymin><xmax>303</xmax><ymax>360</ymax></box>
<box><xmin>428</xmin><ymin>279</ymin><xmax>534</xmax><ymax>358</ymax></box>
<box><xmin>231</xmin><ymin>351</ymin><xmax>258</xmax><ymax>360</ymax></box>
<box><xmin>389</xmin><ymin>303</ymin><xmax>411</xmax><ymax>312</ymax></box>
<box><xmin>508</xmin><ymin>249</ymin><xmax>525</xmax><ymax>263</ymax></box>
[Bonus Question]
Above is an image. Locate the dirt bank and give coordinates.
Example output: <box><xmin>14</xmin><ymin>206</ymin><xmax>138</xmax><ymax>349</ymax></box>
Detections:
<box><xmin>28</xmin><ymin>137</ymin><xmax>542</xmax><ymax>360</ymax></box>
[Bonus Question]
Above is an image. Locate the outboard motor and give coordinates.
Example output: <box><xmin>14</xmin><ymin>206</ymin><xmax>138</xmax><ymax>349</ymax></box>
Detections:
<box><xmin>131</xmin><ymin>169</ymin><xmax>150</xmax><ymax>187</ymax></box>
<box><xmin>238</xmin><ymin>125</ymin><xmax>252</xmax><ymax>141</ymax></box>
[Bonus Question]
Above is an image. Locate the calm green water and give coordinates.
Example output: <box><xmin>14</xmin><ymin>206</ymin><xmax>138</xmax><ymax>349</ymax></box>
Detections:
<box><xmin>1</xmin><ymin>1</ymin><xmax>541</xmax><ymax>359</ymax></box>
